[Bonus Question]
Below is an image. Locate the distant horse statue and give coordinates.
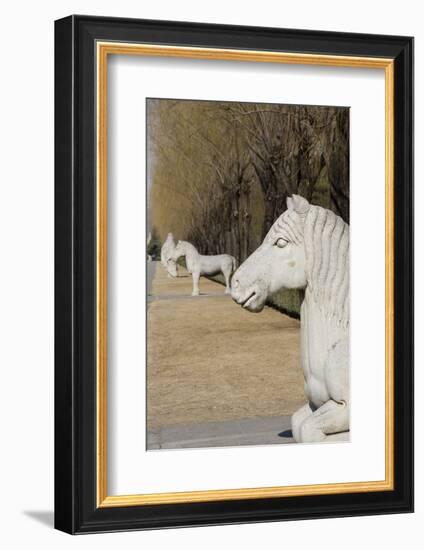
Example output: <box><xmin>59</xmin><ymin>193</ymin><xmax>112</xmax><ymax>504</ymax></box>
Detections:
<box><xmin>231</xmin><ymin>195</ymin><xmax>349</xmax><ymax>443</ymax></box>
<box><xmin>169</xmin><ymin>240</ymin><xmax>237</xmax><ymax>296</ymax></box>
<box><xmin>147</xmin><ymin>232</ymin><xmax>152</xmax><ymax>262</ymax></box>
<box><xmin>160</xmin><ymin>233</ymin><xmax>178</xmax><ymax>277</ymax></box>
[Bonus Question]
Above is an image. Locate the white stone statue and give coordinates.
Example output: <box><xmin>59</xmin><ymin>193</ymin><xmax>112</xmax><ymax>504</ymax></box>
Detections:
<box><xmin>160</xmin><ymin>232</ymin><xmax>178</xmax><ymax>277</ymax></box>
<box><xmin>169</xmin><ymin>240</ymin><xmax>237</xmax><ymax>296</ymax></box>
<box><xmin>147</xmin><ymin>232</ymin><xmax>152</xmax><ymax>262</ymax></box>
<box><xmin>231</xmin><ymin>195</ymin><xmax>349</xmax><ymax>443</ymax></box>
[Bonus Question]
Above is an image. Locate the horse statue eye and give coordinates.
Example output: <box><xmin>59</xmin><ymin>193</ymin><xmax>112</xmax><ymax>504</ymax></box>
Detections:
<box><xmin>275</xmin><ymin>238</ymin><xmax>288</xmax><ymax>248</ymax></box>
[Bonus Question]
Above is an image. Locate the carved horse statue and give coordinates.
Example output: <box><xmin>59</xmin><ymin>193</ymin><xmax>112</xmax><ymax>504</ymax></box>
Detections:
<box><xmin>231</xmin><ymin>195</ymin><xmax>349</xmax><ymax>443</ymax></box>
<box><xmin>169</xmin><ymin>240</ymin><xmax>237</xmax><ymax>296</ymax></box>
<box><xmin>147</xmin><ymin>231</ymin><xmax>152</xmax><ymax>262</ymax></box>
<box><xmin>160</xmin><ymin>233</ymin><xmax>178</xmax><ymax>277</ymax></box>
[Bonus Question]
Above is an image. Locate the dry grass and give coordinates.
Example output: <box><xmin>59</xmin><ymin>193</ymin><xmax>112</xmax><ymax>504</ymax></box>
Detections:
<box><xmin>147</xmin><ymin>265</ymin><xmax>306</xmax><ymax>428</ymax></box>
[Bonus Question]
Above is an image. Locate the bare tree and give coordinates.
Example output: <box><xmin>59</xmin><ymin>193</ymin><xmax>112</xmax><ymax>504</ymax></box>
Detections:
<box><xmin>147</xmin><ymin>99</ymin><xmax>349</xmax><ymax>263</ymax></box>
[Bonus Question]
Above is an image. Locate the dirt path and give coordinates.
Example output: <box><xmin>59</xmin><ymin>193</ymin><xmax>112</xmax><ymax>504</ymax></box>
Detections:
<box><xmin>147</xmin><ymin>262</ymin><xmax>306</xmax><ymax>431</ymax></box>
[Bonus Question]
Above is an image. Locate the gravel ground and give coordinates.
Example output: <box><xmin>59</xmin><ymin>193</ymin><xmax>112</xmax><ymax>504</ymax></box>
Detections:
<box><xmin>147</xmin><ymin>263</ymin><xmax>306</xmax><ymax>429</ymax></box>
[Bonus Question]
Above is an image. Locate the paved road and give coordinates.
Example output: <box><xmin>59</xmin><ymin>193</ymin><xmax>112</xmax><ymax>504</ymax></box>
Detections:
<box><xmin>147</xmin><ymin>260</ymin><xmax>157</xmax><ymax>300</ymax></box>
<box><xmin>148</xmin><ymin>415</ymin><xmax>293</xmax><ymax>450</ymax></box>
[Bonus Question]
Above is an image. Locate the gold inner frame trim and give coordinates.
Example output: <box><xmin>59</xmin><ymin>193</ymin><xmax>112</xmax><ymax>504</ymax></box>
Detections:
<box><xmin>96</xmin><ymin>41</ymin><xmax>395</xmax><ymax>508</ymax></box>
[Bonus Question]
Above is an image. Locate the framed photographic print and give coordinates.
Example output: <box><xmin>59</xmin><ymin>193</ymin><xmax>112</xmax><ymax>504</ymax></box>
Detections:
<box><xmin>54</xmin><ymin>15</ymin><xmax>414</xmax><ymax>534</ymax></box>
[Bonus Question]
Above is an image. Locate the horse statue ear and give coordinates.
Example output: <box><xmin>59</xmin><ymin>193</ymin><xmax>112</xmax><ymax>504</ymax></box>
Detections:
<box><xmin>292</xmin><ymin>194</ymin><xmax>310</xmax><ymax>214</ymax></box>
<box><xmin>287</xmin><ymin>196</ymin><xmax>294</xmax><ymax>210</ymax></box>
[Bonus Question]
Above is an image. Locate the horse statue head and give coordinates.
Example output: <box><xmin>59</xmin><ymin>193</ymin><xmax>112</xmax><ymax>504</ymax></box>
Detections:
<box><xmin>165</xmin><ymin>239</ymin><xmax>185</xmax><ymax>278</ymax></box>
<box><xmin>166</xmin><ymin>258</ymin><xmax>178</xmax><ymax>278</ymax></box>
<box><xmin>231</xmin><ymin>194</ymin><xmax>349</xmax><ymax>327</ymax></box>
<box><xmin>231</xmin><ymin>195</ymin><xmax>309</xmax><ymax>312</ymax></box>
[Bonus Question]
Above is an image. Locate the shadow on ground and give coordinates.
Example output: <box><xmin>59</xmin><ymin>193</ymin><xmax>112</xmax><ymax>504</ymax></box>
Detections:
<box><xmin>23</xmin><ymin>510</ymin><xmax>54</xmax><ymax>528</ymax></box>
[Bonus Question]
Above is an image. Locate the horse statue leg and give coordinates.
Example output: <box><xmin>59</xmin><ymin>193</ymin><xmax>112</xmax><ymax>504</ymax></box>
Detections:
<box><xmin>223</xmin><ymin>265</ymin><xmax>232</xmax><ymax>294</ymax></box>
<box><xmin>291</xmin><ymin>402</ymin><xmax>314</xmax><ymax>441</ymax></box>
<box><xmin>296</xmin><ymin>399</ymin><xmax>349</xmax><ymax>442</ymax></box>
<box><xmin>294</xmin><ymin>338</ymin><xmax>349</xmax><ymax>443</ymax></box>
<box><xmin>191</xmin><ymin>271</ymin><xmax>200</xmax><ymax>296</ymax></box>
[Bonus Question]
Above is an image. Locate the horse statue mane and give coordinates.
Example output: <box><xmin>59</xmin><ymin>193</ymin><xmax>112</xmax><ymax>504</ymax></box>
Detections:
<box><xmin>266</xmin><ymin>198</ymin><xmax>349</xmax><ymax>329</ymax></box>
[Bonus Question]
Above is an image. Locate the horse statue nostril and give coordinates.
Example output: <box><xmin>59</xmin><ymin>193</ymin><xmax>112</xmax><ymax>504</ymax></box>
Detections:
<box><xmin>233</xmin><ymin>279</ymin><xmax>239</xmax><ymax>289</ymax></box>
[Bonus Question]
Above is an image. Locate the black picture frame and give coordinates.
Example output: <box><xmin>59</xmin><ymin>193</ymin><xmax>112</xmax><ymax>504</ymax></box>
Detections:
<box><xmin>55</xmin><ymin>15</ymin><xmax>414</xmax><ymax>534</ymax></box>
